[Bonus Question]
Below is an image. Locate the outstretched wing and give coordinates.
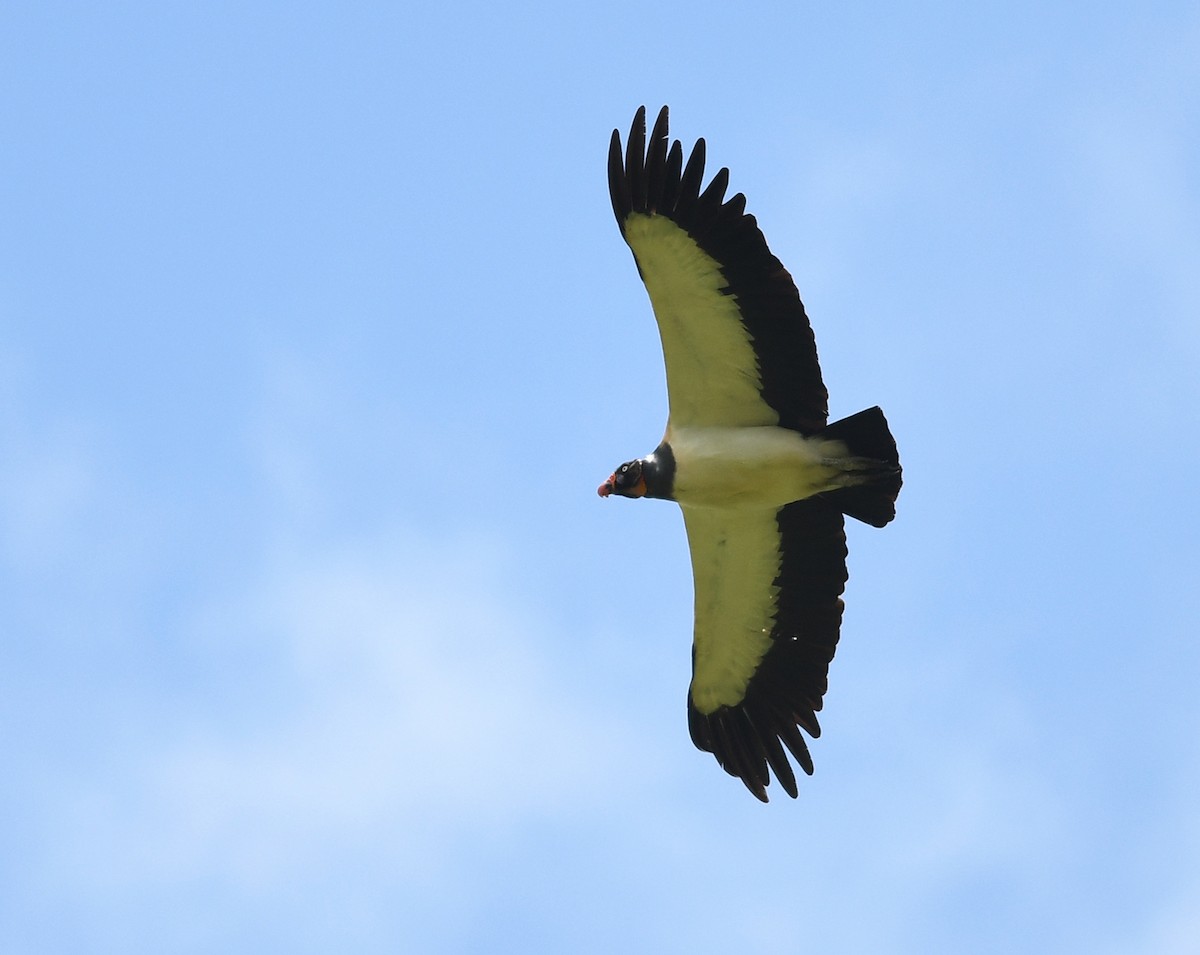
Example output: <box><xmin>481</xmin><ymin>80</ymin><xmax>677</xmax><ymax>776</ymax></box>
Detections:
<box><xmin>681</xmin><ymin>499</ymin><xmax>848</xmax><ymax>801</ymax></box>
<box><xmin>608</xmin><ymin>106</ymin><xmax>829</xmax><ymax>434</ymax></box>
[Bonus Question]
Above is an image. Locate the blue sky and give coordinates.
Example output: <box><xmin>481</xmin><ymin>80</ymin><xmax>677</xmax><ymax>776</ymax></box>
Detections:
<box><xmin>3</xmin><ymin>2</ymin><xmax>1199</xmax><ymax>952</ymax></box>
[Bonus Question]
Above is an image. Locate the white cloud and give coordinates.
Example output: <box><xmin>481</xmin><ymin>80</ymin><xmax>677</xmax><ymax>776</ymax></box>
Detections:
<box><xmin>38</xmin><ymin>531</ymin><xmax>624</xmax><ymax>889</ymax></box>
<box><xmin>1130</xmin><ymin>880</ymin><xmax>1200</xmax><ymax>955</ymax></box>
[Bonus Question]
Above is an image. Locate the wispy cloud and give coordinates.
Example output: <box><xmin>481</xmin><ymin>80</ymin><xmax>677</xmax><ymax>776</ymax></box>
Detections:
<box><xmin>6</xmin><ymin>519</ymin><xmax>641</xmax><ymax>950</ymax></box>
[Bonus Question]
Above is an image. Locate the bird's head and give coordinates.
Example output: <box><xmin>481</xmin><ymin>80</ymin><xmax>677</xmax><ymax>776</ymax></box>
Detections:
<box><xmin>597</xmin><ymin>458</ymin><xmax>647</xmax><ymax>499</ymax></box>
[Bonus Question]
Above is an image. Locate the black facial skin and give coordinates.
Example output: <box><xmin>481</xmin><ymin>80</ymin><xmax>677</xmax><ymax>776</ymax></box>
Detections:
<box><xmin>600</xmin><ymin>442</ymin><xmax>674</xmax><ymax>501</ymax></box>
<box><xmin>610</xmin><ymin>459</ymin><xmax>643</xmax><ymax>496</ymax></box>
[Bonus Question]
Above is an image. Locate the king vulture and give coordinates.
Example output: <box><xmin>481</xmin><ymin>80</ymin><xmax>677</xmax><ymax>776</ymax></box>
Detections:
<box><xmin>598</xmin><ymin>106</ymin><xmax>902</xmax><ymax>802</ymax></box>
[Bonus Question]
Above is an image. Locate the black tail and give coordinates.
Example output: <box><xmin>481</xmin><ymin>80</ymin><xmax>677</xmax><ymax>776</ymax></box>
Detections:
<box><xmin>820</xmin><ymin>406</ymin><xmax>902</xmax><ymax>528</ymax></box>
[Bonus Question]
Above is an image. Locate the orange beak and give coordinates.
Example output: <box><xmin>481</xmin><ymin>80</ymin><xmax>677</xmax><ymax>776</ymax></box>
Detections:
<box><xmin>597</xmin><ymin>472</ymin><xmax>648</xmax><ymax>498</ymax></box>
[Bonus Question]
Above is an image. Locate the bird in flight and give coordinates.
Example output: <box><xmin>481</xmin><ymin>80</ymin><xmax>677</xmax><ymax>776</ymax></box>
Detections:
<box><xmin>598</xmin><ymin>106</ymin><xmax>902</xmax><ymax>802</ymax></box>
